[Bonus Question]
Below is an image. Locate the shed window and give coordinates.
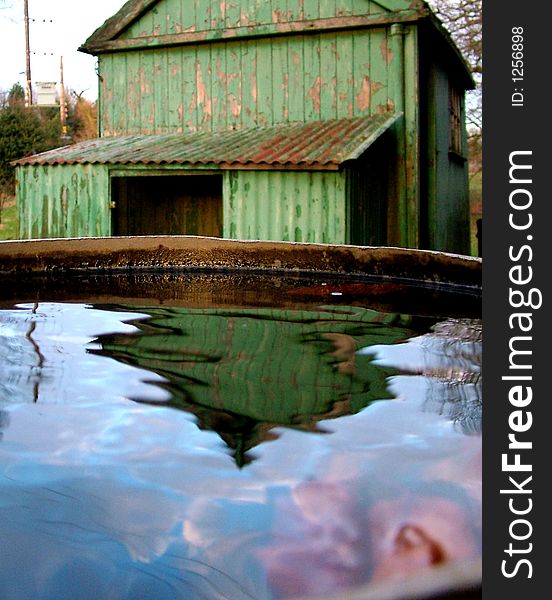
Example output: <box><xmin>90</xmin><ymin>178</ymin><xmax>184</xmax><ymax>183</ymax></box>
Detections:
<box><xmin>449</xmin><ymin>86</ymin><xmax>464</xmax><ymax>156</ymax></box>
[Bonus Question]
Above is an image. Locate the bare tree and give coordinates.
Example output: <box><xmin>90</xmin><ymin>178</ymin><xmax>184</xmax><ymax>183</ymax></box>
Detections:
<box><xmin>428</xmin><ymin>0</ymin><xmax>482</xmax><ymax>171</ymax></box>
<box><xmin>430</xmin><ymin>0</ymin><xmax>482</xmax><ymax>77</ymax></box>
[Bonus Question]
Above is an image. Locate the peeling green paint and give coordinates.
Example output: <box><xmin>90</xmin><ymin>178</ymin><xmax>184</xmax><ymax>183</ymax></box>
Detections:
<box><xmin>17</xmin><ymin>165</ymin><xmax>111</xmax><ymax>239</ymax></box>
<box><xmin>100</xmin><ymin>26</ymin><xmax>400</xmax><ymax>135</ymax></box>
<box><xmin>114</xmin><ymin>0</ymin><xmax>416</xmax><ymax>42</ymax></box>
<box><xmin>224</xmin><ymin>170</ymin><xmax>347</xmax><ymax>243</ymax></box>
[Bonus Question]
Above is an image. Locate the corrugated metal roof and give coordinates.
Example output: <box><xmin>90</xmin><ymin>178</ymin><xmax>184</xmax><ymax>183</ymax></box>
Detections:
<box><xmin>15</xmin><ymin>113</ymin><xmax>401</xmax><ymax>170</ymax></box>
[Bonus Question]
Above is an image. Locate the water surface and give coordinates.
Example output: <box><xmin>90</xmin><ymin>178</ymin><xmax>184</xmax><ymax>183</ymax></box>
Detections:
<box><xmin>0</xmin><ymin>274</ymin><xmax>481</xmax><ymax>599</ymax></box>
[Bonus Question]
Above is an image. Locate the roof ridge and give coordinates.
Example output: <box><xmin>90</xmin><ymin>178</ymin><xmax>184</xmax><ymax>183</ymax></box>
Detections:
<box><xmin>82</xmin><ymin>0</ymin><xmax>161</xmax><ymax>50</ymax></box>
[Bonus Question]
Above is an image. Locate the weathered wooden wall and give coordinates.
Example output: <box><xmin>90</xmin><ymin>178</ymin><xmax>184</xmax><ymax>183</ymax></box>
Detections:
<box><xmin>17</xmin><ymin>165</ymin><xmax>111</xmax><ymax>239</ymax></box>
<box><xmin>425</xmin><ymin>60</ymin><xmax>470</xmax><ymax>255</ymax></box>
<box><xmin>99</xmin><ymin>26</ymin><xmax>404</xmax><ymax>135</ymax></box>
<box><xmin>223</xmin><ymin>169</ymin><xmax>347</xmax><ymax>243</ymax></box>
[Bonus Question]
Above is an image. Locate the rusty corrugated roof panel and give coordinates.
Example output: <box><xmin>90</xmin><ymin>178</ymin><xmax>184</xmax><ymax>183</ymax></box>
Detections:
<box><xmin>15</xmin><ymin>113</ymin><xmax>401</xmax><ymax>169</ymax></box>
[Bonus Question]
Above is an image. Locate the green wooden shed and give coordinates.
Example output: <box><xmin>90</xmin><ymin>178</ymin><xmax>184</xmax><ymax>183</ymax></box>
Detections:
<box><xmin>15</xmin><ymin>0</ymin><xmax>473</xmax><ymax>253</ymax></box>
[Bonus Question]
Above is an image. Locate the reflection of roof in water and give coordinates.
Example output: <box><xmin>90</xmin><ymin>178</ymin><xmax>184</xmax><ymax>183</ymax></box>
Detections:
<box><xmin>91</xmin><ymin>305</ymin><xmax>415</xmax><ymax>466</ymax></box>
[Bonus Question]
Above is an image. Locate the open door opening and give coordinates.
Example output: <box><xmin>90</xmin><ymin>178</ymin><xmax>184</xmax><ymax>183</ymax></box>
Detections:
<box><xmin>112</xmin><ymin>175</ymin><xmax>223</xmax><ymax>236</ymax></box>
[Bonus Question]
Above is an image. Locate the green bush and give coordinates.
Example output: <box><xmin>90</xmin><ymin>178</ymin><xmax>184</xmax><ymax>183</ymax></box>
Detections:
<box><xmin>0</xmin><ymin>83</ymin><xmax>61</xmax><ymax>197</ymax></box>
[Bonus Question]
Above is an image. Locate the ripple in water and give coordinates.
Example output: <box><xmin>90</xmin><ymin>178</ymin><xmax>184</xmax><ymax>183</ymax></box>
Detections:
<box><xmin>0</xmin><ymin>293</ymin><xmax>481</xmax><ymax>599</ymax></box>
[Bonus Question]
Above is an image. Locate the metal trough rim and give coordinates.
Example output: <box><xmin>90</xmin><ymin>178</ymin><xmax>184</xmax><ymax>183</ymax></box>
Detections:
<box><xmin>0</xmin><ymin>236</ymin><xmax>481</xmax><ymax>291</ymax></box>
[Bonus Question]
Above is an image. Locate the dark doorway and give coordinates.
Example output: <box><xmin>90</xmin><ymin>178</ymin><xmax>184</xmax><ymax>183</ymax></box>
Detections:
<box><xmin>112</xmin><ymin>175</ymin><xmax>223</xmax><ymax>236</ymax></box>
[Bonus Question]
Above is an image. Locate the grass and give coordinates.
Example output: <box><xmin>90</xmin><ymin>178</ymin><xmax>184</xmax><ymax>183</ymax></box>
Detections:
<box><xmin>0</xmin><ymin>196</ymin><xmax>18</xmax><ymax>240</ymax></box>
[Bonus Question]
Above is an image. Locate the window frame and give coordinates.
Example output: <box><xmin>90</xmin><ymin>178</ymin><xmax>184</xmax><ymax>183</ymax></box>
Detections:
<box><xmin>448</xmin><ymin>85</ymin><xmax>466</xmax><ymax>161</ymax></box>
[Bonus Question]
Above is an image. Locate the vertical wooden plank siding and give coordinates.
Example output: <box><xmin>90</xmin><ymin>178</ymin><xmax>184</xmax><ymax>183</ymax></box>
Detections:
<box><xmin>335</xmin><ymin>34</ymin><xmax>354</xmax><ymax>118</ymax></box>
<box><xmin>254</xmin><ymin>0</ymin><xmax>273</xmax><ymax>25</ymax></box>
<box><xmin>179</xmin><ymin>0</ymin><xmax>196</xmax><ymax>32</ymax></box>
<box><xmin>319</xmin><ymin>0</ymin><xmax>337</xmax><ymax>19</ymax></box>
<box><xmin>288</xmin><ymin>35</ymin><xmax>305</xmax><ymax>121</ymax></box>
<box><xmin>98</xmin><ymin>55</ymin><xmax>110</xmax><ymax>136</ymax></box>
<box><xmin>369</xmin><ymin>27</ymin><xmax>391</xmax><ymax>111</ymax></box>
<box><xmin>150</xmin><ymin>1</ymin><xmax>168</xmax><ymax>36</ymax></box>
<box><xmin>194</xmin><ymin>45</ymin><xmax>211</xmax><ymax>128</ymax></box>
<box><xmin>225</xmin><ymin>0</ymin><xmax>242</xmax><ymax>29</ymax></box>
<box><xmin>100</xmin><ymin>27</ymin><xmax>400</xmax><ymax>135</ymax></box>
<box><xmin>17</xmin><ymin>165</ymin><xmax>111</xmax><ymax>239</ymax></box>
<box><xmin>241</xmin><ymin>39</ymin><xmax>258</xmax><ymax>125</ymax></box>
<box><xmin>224</xmin><ymin>170</ymin><xmax>347</xmax><ymax>243</ymax></box>
<box><xmin>119</xmin><ymin>0</ymin><xmax>412</xmax><ymax>38</ymax></box>
<box><xmin>403</xmin><ymin>24</ymin><xmax>420</xmax><ymax>248</ymax></box>
<box><xmin>303</xmin><ymin>34</ymin><xmax>321</xmax><ymax>122</ymax></box>
<box><xmin>126</xmin><ymin>52</ymin><xmax>142</xmax><ymax>131</ymax></box>
<box><xmin>336</xmin><ymin>0</ymin><xmax>353</xmax><ymax>17</ymax></box>
<box><xmin>255</xmin><ymin>38</ymin><xmax>274</xmax><ymax>126</ymax></box>
<box><xmin>302</xmin><ymin>0</ymin><xmax>320</xmax><ymax>21</ymax></box>
<box><xmin>167</xmin><ymin>47</ymin><xmax>183</xmax><ymax>130</ymax></box>
<box><xmin>140</xmin><ymin>49</ymin><xmax>156</xmax><ymax>134</ymax></box>
<box><xmin>198</xmin><ymin>0</ymin><xmax>214</xmax><ymax>30</ymax></box>
<box><xmin>426</xmin><ymin>61</ymin><xmax>470</xmax><ymax>255</ymax></box>
<box><xmin>387</xmin><ymin>23</ymin><xmax>406</xmax><ymax>247</ymax></box>
<box><xmin>167</xmin><ymin>0</ymin><xmax>184</xmax><ymax>34</ymax></box>
<box><xmin>212</xmin><ymin>43</ymin><xmax>227</xmax><ymax>128</ymax></box>
<box><xmin>319</xmin><ymin>34</ymin><xmax>337</xmax><ymax>119</ymax></box>
<box><xmin>181</xmin><ymin>45</ymin><xmax>197</xmax><ymax>131</ymax></box>
<box><xmin>226</xmin><ymin>43</ymin><xmax>243</xmax><ymax>128</ymax></box>
<box><xmin>154</xmin><ymin>48</ymin><xmax>169</xmax><ymax>131</ymax></box>
<box><xmin>272</xmin><ymin>37</ymin><xmax>289</xmax><ymax>122</ymax></box>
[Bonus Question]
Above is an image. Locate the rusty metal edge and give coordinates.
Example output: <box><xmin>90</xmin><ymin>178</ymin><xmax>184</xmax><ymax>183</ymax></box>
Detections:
<box><xmin>0</xmin><ymin>236</ymin><xmax>481</xmax><ymax>289</ymax></box>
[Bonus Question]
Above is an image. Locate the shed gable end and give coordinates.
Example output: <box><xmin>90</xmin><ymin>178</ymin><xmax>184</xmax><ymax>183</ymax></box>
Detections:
<box><xmin>85</xmin><ymin>0</ymin><xmax>423</xmax><ymax>46</ymax></box>
<box><xmin>120</xmin><ymin>0</ymin><xmax>388</xmax><ymax>39</ymax></box>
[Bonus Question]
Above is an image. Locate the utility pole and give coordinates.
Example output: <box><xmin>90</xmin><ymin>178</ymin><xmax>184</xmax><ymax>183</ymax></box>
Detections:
<box><xmin>24</xmin><ymin>0</ymin><xmax>32</xmax><ymax>106</ymax></box>
<box><xmin>59</xmin><ymin>56</ymin><xmax>68</xmax><ymax>137</ymax></box>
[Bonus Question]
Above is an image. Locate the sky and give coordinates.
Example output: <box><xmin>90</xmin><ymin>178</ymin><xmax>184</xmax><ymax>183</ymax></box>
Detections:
<box><xmin>0</xmin><ymin>0</ymin><xmax>125</xmax><ymax>100</ymax></box>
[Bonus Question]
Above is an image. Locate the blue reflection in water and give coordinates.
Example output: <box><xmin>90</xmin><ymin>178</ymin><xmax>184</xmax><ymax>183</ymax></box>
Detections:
<box><xmin>0</xmin><ymin>302</ymin><xmax>481</xmax><ymax>599</ymax></box>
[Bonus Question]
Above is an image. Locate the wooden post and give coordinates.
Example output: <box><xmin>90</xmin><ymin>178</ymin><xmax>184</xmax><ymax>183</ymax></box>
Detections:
<box><xmin>24</xmin><ymin>0</ymin><xmax>32</xmax><ymax>106</ymax></box>
<box><xmin>59</xmin><ymin>56</ymin><xmax>67</xmax><ymax>136</ymax></box>
<box><xmin>389</xmin><ymin>23</ymin><xmax>406</xmax><ymax>247</ymax></box>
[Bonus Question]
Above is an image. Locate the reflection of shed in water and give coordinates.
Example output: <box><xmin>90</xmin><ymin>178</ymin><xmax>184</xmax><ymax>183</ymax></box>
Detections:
<box><xmin>91</xmin><ymin>305</ymin><xmax>414</xmax><ymax>465</ymax></box>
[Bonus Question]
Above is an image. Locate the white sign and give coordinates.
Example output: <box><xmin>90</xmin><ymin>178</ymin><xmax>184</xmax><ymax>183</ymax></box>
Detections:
<box><xmin>36</xmin><ymin>81</ymin><xmax>57</xmax><ymax>107</ymax></box>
